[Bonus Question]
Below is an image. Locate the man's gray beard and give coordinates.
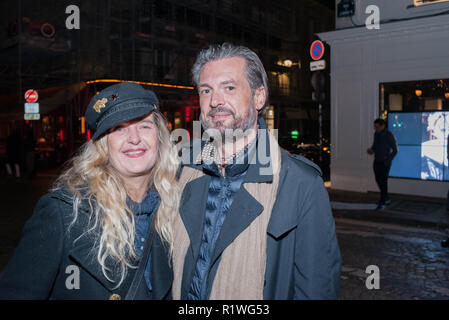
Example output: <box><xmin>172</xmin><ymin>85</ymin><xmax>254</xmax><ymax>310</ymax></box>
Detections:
<box><xmin>200</xmin><ymin>100</ymin><xmax>257</xmax><ymax>142</ymax></box>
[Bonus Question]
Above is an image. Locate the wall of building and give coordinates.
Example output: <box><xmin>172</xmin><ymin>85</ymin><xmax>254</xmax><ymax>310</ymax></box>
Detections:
<box><xmin>319</xmin><ymin>14</ymin><xmax>449</xmax><ymax>198</ymax></box>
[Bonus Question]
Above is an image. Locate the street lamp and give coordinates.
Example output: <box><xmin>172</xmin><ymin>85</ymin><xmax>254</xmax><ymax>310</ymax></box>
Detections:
<box><xmin>283</xmin><ymin>59</ymin><xmax>293</xmax><ymax>67</ymax></box>
<box><xmin>280</xmin><ymin>59</ymin><xmax>301</xmax><ymax>69</ymax></box>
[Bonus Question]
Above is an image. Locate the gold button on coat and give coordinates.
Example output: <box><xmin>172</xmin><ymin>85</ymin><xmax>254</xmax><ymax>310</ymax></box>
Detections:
<box><xmin>108</xmin><ymin>293</ymin><xmax>121</xmax><ymax>300</ymax></box>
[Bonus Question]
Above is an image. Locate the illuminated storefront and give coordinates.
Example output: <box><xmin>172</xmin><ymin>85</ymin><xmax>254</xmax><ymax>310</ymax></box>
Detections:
<box><xmin>319</xmin><ymin>13</ymin><xmax>449</xmax><ymax>198</ymax></box>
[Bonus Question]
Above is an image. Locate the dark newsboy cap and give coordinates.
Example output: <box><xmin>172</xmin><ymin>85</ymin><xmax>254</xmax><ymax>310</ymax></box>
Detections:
<box><xmin>85</xmin><ymin>82</ymin><xmax>160</xmax><ymax>140</ymax></box>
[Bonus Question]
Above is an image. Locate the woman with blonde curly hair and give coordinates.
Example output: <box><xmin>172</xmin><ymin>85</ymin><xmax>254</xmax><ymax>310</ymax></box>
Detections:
<box><xmin>0</xmin><ymin>83</ymin><xmax>179</xmax><ymax>300</ymax></box>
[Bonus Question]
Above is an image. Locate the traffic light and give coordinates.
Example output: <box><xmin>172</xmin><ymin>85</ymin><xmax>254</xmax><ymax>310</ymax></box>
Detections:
<box><xmin>311</xmin><ymin>71</ymin><xmax>326</xmax><ymax>102</ymax></box>
<box><xmin>291</xmin><ymin>130</ymin><xmax>299</xmax><ymax>139</ymax></box>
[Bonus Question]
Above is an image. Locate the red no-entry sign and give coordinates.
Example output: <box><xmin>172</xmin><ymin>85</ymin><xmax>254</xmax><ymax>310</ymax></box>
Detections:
<box><xmin>24</xmin><ymin>89</ymin><xmax>38</xmax><ymax>103</ymax></box>
<box><xmin>310</xmin><ymin>40</ymin><xmax>325</xmax><ymax>61</ymax></box>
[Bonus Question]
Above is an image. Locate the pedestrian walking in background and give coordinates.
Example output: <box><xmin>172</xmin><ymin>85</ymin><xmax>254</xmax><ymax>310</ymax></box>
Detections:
<box><xmin>54</xmin><ymin>141</ymin><xmax>68</xmax><ymax>167</ymax></box>
<box><xmin>0</xmin><ymin>83</ymin><xmax>179</xmax><ymax>299</ymax></box>
<box><xmin>367</xmin><ymin>118</ymin><xmax>398</xmax><ymax>210</ymax></box>
<box><xmin>23</xmin><ymin>130</ymin><xmax>36</xmax><ymax>178</ymax></box>
<box><xmin>5</xmin><ymin>130</ymin><xmax>22</xmax><ymax>178</ymax></box>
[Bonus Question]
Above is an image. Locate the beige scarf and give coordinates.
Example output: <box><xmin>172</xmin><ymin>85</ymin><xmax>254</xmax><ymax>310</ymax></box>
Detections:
<box><xmin>172</xmin><ymin>132</ymin><xmax>281</xmax><ymax>300</ymax></box>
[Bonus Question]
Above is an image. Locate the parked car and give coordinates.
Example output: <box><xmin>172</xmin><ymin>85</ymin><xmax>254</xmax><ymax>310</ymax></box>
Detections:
<box><xmin>278</xmin><ymin>136</ymin><xmax>330</xmax><ymax>181</ymax></box>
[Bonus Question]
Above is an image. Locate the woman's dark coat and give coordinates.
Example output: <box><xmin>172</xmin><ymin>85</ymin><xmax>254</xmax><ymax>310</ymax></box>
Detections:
<box><xmin>0</xmin><ymin>189</ymin><xmax>172</xmax><ymax>300</ymax></box>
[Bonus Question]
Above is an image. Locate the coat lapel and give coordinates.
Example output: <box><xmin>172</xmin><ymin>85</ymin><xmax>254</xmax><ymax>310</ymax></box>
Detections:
<box><xmin>178</xmin><ymin>172</ymin><xmax>210</xmax><ymax>298</ymax></box>
<box><xmin>179</xmin><ymin>174</ymin><xmax>210</xmax><ymax>262</ymax></box>
<box><xmin>266</xmin><ymin>150</ymin><xmax>300</xmax><ymax>239</ymax></box>
<box><xmin>68</xmin><ymin>232</ymin><xmax>121</xmax><ymax>291</ymax></box>
<box><xmin>150</xmin><ymin>235</ymin><xmax>173</xmax><ymax>299</ymax></box>
<box><xmin>210</xmin><ymin>185</ymin><xmax>264</xmax><ymax>266</ymax></box>
<box><xmin>49</xmin><ymin>190</ymin><xmax>119</xmax><ymax>291</ymax></box>
<box><xmin>207</xmin><ymin>118</ymin><xmax>275</xmax><ymax>268</ymax></box>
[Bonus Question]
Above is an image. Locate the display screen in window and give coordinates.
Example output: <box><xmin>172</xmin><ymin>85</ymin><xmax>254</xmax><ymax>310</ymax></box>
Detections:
<box><xmin>388</xmin><ymin>111</ymin><xmax>449</xmax><ymax>181</ymax></box>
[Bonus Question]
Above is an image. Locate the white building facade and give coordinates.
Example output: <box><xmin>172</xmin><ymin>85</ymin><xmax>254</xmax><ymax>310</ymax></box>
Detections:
<box><xmin>319</xmin><ymin>1</ymin><xmax>449</xmax><ymax>198</ymax></box>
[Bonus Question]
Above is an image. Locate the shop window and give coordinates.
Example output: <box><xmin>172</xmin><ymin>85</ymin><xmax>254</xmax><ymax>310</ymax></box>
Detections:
<box><xmin>388</xmin><ymin>94</ymin><xmax>402</xmax><ymax>111</ymax></box>
<box><xmin>380</xmin><ymin>79</ymin><xmax>449</xmax><ymax>114</ymax></box>
<box><xmin>269</xmin><ymin>71</ymin><xmax>291</xmax><ymax>96</ymax></box>
<box><xmin>380</xmin><ymin>79</ymin><xmax>449</xmax><ymax>181</ymax></box>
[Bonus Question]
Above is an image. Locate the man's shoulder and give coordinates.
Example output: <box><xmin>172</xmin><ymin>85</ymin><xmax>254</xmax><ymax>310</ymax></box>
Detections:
<box><xmin>386</xmin><ymin>129</ymin><xmax>396</xmax><ymax>138</ymax></box>
<box><xmin>281</xmin><ymin>150</ymin><xmax>322</xmax><ymax>178</ymax></box>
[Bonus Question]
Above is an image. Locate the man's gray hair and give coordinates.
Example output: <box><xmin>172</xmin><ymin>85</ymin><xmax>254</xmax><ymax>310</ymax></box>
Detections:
<box><xmin>192</xmin><ymin>43</ymin><xmax>269</xmax><ymax>115</ymax></box>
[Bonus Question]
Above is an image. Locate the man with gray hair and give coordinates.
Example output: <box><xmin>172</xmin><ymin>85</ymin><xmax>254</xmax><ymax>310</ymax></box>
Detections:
<box><xmin>173</xmin><ymin>43</ymin><xmax>341</xmax><ymax>300</ymax></box>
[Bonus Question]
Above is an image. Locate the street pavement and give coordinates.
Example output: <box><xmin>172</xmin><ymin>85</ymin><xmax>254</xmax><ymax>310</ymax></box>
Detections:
<box><xmin>336</xmin><ymin>217</ymin><xmax>449</xmax><ymax>299</ymax></box>
<box><xmin>329</xmin><ymin>188</ymin><xmax>449</xmax><ymax>230</ymax></box>
<box><xmin>0</xmin><ymin>171</ymin><xmax>57</xmax><ymax>271</ymax></box>
<box><xmin>329</xmin><ymin>188</ymin><xmax>449</xmax><ymax>299</ymax></box>
<box><xmin>0</xmin><ymin>172</ymin><xmax>448</xmax><ymax>299</ymax></box>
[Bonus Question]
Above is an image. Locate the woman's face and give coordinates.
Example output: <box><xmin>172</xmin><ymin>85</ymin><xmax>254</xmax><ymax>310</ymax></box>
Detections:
<box><xmin>107</xmin><ymin>113</ymin><xmax>159</xmax><ymax>182</ymax></box>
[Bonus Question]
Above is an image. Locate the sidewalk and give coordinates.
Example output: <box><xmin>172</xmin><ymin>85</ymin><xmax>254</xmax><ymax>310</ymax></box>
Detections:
<box><xmin>327</xmin><ymin>188</ymin><xmax>449</xmax><ymax>230</ymax></box>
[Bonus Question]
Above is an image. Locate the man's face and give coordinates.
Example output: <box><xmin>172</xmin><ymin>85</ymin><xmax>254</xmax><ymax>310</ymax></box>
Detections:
<box><xmin>374</xmin><ymin>123</ymin><xmax>385</xmax><ymax>133</ymax></box>
<box><xmin>197</xmin><ymin>57</ymin><xmax>265</xmax><ymax>136</ymax></box>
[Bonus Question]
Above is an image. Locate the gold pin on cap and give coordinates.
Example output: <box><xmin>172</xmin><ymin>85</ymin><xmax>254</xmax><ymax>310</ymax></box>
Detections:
<box><xmin>93</xmin><ymin>98</ymin><xmax>108</xmax><ymax>113</ymax></box>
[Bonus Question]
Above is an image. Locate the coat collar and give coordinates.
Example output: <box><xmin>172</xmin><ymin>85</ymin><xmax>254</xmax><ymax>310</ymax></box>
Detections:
<box><xmin>210</xmin><ymin>186</ymin><xmax>264</xmax><ymax>265</ymax></box>
<box><xmin>266</xmin><ymin>150</ymin><xmax>300</xmax><ymax>239</ymax></box>
<box><xmin>179</xmin><ymin>174</ymin><xmax>210</xmax><ymax>263</ymax></box>
<box><xmin>181</xmin><ymin>117</ymin><xmax>274</xmax><ymax>183</ymax></box>
<box><xmin>245</xmin><ymin>117</ymin><xmax>274</xmax><ymax>183</ymax></box>
<box><xmin>209</xmin><ymin>119</ymin><xmax>279</xmax><ymax>265</ymax></box>
<box><xmin>179</xmin><ymin>129</ymin><xmax>303</xmax><ymax>264</ymax></box>
<box><xmin>51</xmin><ymin>187</ymin><xmax>92</xmax><ymax>213</ymax></box>
<box><xmin>179</xmin><ymin>117</ymin><xmax>285</xmax><ymax>272</ymax></box>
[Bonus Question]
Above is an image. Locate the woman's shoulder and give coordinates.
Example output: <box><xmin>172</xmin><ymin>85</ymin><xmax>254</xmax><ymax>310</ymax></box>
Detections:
<box><xmin>34</xmin><ymin>188</ymin><xmax>93</xmax><ymax>235</ymax></box>
<box><xmin>30</xmin><ymin>189</ymin><xmax>73</xmax><ymax>225</ymax></box>
<box><xmin>36</xmin><ymin>187</ymin><xmax>91</xmax><ymax>216</ymax></box>
<box><xmin>38</xmin><ymin>188</ymin><xmax>73</xmax><ymax>208</ymax></box>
